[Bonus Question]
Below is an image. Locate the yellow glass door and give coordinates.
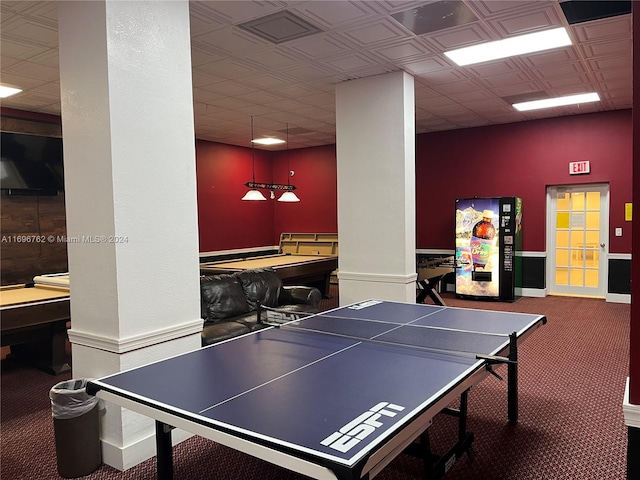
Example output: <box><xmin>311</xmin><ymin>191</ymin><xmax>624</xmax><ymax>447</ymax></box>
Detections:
<box><xmin>547</xmin><ymin>184</ymin><xmax>608</xmax><ymax>297</ymax></box>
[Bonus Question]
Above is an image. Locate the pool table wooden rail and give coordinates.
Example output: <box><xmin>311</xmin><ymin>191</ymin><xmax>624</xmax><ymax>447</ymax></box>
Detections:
<box><xmin>1</xmin><ymin>284</ymin><xmax>71</xmax><ymax>374</ymax></box>
<box><xmin>200</xmin><ymin>254</ymin><xmax>338</xmax><ymax>297</ymax></box>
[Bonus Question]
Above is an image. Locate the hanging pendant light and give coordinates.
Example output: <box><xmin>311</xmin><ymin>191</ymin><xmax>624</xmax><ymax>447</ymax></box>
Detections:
<box><xmin>242</xmin><ymin>116</ymin><xmax>267</xmax><ymax>201</ymax></box>
<box><xmin>278</xmin><ymin>123</ymin><xmax>300</xmax><ymax>202</ymax></box>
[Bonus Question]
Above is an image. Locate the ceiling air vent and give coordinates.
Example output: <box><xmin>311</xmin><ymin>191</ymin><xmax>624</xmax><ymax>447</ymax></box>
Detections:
<box><xmin>237</xmin><ymin>10</ymin><xmax>321</xmax><ymax>44</ymax></box>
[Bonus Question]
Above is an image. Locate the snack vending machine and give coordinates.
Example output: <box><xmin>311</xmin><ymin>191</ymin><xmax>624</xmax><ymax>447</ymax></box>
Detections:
<box><xmin>455</xmin><ymin>197</ymin><xmax>522</xmax><ymax>301</ymax></box>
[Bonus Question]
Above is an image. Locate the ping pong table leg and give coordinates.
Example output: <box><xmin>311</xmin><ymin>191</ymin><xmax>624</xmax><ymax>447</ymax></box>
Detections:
<box><xmin>155</xmin><ymin>421</ymin><xmax>174</xmax><ymax>480</ymax></box>
<box><xmin>507</xmin><ymin>332</ymin><xmax>518</xmax><ymax>422</ymax></box>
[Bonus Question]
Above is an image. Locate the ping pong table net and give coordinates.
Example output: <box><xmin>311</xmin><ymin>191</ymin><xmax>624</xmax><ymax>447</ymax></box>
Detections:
<box><xmin>257</xmin><ymin>304</ymin><xmax>514</xmax><ymax>367</ymax></box>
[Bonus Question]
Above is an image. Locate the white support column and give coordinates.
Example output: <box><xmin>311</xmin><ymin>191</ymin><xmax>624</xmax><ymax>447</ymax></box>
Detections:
<box><xmin>335</xmin><ymin>71</ymin><xmax>417</xmax><ymax>305</ymax></box>
<box><xmin>58</xmin><ymin>1</ymin><xmax>202</xmax><ymax>469</ymax></box>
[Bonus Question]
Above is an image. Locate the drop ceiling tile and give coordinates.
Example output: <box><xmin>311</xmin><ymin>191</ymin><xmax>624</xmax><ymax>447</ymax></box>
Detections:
<box><xmin>1</xmin><ymin>17</ymin><xmax>58</xmax><ymax>46</ymax></box>
<box><xmin>572</xmin><ymin>16</ymin><xmax>631</xmax><ymax>43</ymax></box>
<box><xmin>191</xmin><ymin>46</ymin><xmax>227</xmax><ymax>67</ymax></box>
<box><xmin>199</xmin><ymin>80</ymin><xmax>257</xmax><ymax>97</ymax></box>
<box><xmin>242</xmin><ymin>47</ymin><xmax>307</xmax><ymax>70</ymax></box>
<box><xmin>431</xmin><ymin>78</ymin><xmax>489</xmax><ymax>96</ymax></box>
<box><xmin>426</xmin><ymin>23</ymin><xmax>494</xmax><ymax>51</ymax></box>
<box><xmin>321</xmin><ymin>52</ymin><xmax>379</xmax><ymax>72</ymax></box>
<box><xmin>449</xmin><ymin>88</ymin><xmax>497</xmax><ymax>104</ymax></box>
<box><xmin>339</xmin><ymin>18</ymin><xmax>410</xmax><ymax>46</ymax></box>
<box><xmin>192</xmin><ymin>71</ymin><xmax>227</xmax><ymax>89</ymax></box>
<box><xmin>197</xmin><ymin>58</ymin><xmax>263</xmax><ymax>80</ymax></box>
<box><xmin>418</xmin><ymin>68</ymin><xmax>472</xmax><ymax>86</ymax></box>
<box><xmin>579</xmin><ymin>38</ymin><xmax>631</xmax><ymax>58</ymax></box>
<box><xmin>467</xmin><ymin>58</ymin><xmax>529</xmax><ymax>77</ymax></box>
<box><xmin>0</xmin><ymin>0</ymin><xmax>632</xmax><ymax>149</ymax></box>
<box><xmin>491</xmin><ymin>4</ymin><xmax>563</xmax><ymax>36</ymax></box>
<box><xmin>469</xmin><ymin>1</ymin><xmax>549</xmax><ymax>17</ymax></box>
<box><xmin>286</xmin><ymin>33</ymin><xmax>353</xmax><ymax>59</ymax></box>
<box><xmin>594</xmin><ymin>69</ymin><xmax>633</xmax><ymax>84</ymax></box>
<box><xmin>588</xmin><ymin>56</ymin><xmax>631</xmax><ymax>72</ymax></box>
<box><xmin>529</xmin><ymin>62</ymin><xmax>587</xmax><ymax>80</ymax></box>
<box><xmin>0</xmin><ymin>38</ymin><xmax>49</xmax><ymax>60</ymax></box>
<box><xmin>188</xmin><ymin>4</ymin><xmax>227</xmax><ymax>35</ymax></box>
<box><xmin>403</xmin><ymin>56</ymin><xmax>450</xmax><ymax>76</ymax></box>
<box><xmin>539</xmin><ymin>73</ymin><xmax>593</xmax><ymax>90</ymax></box>
<box><xmin>26</xmin><ymin>48</ymin><xmax>58</xmax><ymax>68</ymax></box>
<box><xmin>192</xmin><ymin>25</ymin><xmax>270</xmax><ymax>56</ymax></box>
<box><xmin>290</xmin><ymin>1</ymin><xmax>375</xmax><ymax>30</ymax></box>
<box><xmin>190</xmin><ymin>1</ymin><xmax>283</xmax><ymax>25</ymax></box>
<box><xmin>521</xmin><ymin>48</ymin><xmax>580</xmax><ymax>68</ymax></box>
<box><xmin>373</xmin><ymin>39</ymin><xmax>432</xmax><ymax>62</ymax></box>
<box><xmin>490</xmin><ymin>82</ymin><xmax>546</xmax><ymax>97</ymax></box>
<box><xmin>482</xmin><ymin>70</ymin><xmax>534</xmax><ymax>90</ymax></box>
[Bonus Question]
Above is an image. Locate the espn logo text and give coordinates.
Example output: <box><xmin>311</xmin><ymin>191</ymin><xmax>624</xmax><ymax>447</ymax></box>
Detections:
<box><xmin>320</xmin><ymin>402</ymin><xmax>405</xmax><ymax>453</ymax></box>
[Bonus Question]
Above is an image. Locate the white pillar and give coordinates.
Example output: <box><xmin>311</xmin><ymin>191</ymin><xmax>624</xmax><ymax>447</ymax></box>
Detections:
<box><xmin>58</xmin><ymin>1</ymin><xmax>202</xmax><ymax>469</ymax></box>
<box><xmin>335</xmin><ymin>71</ymin><xmax>416</xmax><ymax>305</ymax></box>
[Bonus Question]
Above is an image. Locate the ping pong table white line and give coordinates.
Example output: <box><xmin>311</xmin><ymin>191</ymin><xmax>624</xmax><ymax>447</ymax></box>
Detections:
<box><xmin>296</xmin><ymin>313</ymin><xmax>511</xmax><ymax>338</ymax></box>
<box><xmin>200</xmin><ymin>307</ymin><xmax>508</xmax><ymax>415</ymax></box>
<box><xmin>198</xmin><ymin>340</ymin><xmax>365</xmax><ymax>414</ymax></box>
<box><xmin>278</xmin><ymin>323</ymin><xmax>508</xmax><ymax>362</ymax></box>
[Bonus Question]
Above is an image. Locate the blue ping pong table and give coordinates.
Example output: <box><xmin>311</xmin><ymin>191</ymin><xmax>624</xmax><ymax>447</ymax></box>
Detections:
<box><xmin>87</xmin><ymin>299</ymin><xmax>546</xmax><ymax>480</ymax></box>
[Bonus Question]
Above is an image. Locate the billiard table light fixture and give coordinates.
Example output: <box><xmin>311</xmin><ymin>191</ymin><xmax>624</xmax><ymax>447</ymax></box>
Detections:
<box><xmin>277</xmin><ymin>124</ymin><xmax>300</xmax><ymax>202</ymax></box>
<box><xmin>242</xmin><ymin>118</ymin><xmax>300</xmax><ymax>202</ymax></box>
<box><xmin>242</xmin><ymin>116</ymin><xmax>267</xmax><ymax>201</ymax></box>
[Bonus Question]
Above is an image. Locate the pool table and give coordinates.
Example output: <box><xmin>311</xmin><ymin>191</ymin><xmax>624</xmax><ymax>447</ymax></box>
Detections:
<box><xmin>0</xmin><ymin>283</ymin><xmax>71</xmax><ymax>374</ymax></box>
<box><xmin>200</xmin><ymin>254</ymin><xmax>338</xmax><ymax>297</ymax></box>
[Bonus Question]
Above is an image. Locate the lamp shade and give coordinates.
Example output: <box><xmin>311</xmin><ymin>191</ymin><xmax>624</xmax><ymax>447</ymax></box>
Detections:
<box><xmin>242</xmin><ymin>189</ymin><xmax>267</xmax><ymax>201</ymax></box>
<box><xmin>278</xmin><ymin>191</ymin><xmax>300</xmax><ymax>202</ymax></box>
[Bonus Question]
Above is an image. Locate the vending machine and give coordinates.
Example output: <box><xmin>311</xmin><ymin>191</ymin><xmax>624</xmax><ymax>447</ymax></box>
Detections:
<box><xmin>455</xmin><ymin>197</ymin><xmax>522</xmax><ymax>301</ymax></box>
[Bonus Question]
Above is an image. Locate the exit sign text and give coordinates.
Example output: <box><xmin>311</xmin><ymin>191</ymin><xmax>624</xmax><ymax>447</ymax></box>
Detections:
<box><xmin>569</xmin><ymin>161</ymin><xmax>590</xmax><ymax>175</ymax></box>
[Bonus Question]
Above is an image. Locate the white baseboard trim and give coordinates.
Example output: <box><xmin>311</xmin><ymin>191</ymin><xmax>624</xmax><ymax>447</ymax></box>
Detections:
<box><xmin>520</xmin><ymin>287</ymin><xmax>547</xmax><ymax>298</ymax></box>
<box><xmin>68</xmin><ymin>319</ymin><xmax>204</xmax><ymax>354</ymax></box>
<box><xmin>624</xmin><ymin>378</ymin><xmax>640</xmax><ymax>429</ymax></box>
<box><xmin>101</xmin><ymin>427</ymin><xmax>193</xmax><ymax>471</ymax></box>
<box><xmin>606</xmin><ymin>293</ymin><xmax>631</xmax><ymax>304</ymax></box>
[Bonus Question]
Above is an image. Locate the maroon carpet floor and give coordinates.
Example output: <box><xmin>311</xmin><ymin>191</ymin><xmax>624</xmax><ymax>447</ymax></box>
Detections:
<box><xmin>0</xmin><ymin>290</ymin><xmax>629</xmax><ymax>479</ymax></box>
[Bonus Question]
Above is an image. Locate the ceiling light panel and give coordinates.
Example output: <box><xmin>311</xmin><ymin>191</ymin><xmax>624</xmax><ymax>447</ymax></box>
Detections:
<box><xmin>512</xmin><ymin>92</ymin><xmax>600</xmax><ymax>111</ymax></box>
<box><xmin>444</xmin><ymin>27</ymin><xmax>572</xmax><ymax>66</ymax></box>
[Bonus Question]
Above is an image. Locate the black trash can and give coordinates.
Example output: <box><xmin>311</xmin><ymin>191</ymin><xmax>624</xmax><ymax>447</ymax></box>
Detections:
<box><xmin>49</xmin><ymin>379</ymin><xmax>102</xmax><ymax>478</ymax></box>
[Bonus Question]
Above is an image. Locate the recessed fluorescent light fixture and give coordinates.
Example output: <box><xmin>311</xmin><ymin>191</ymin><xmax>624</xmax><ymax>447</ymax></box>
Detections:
<box><xmin>513</xmin><ymin>92</ymin><xmax>600</xmax><ymax>111</ymax></box>
<box><xmin>444</xmin><ymin>27</ymin><xmax>572</xmax><ymax>66</ymax></box>
<box><xmin>252</xmin><ymin>137</ymin><xmax>285</xmax><ymax>146</ymax></box>
<box><xmin>0</xmin><ymin>85</ymin><xmax>22</xmax><ymax>98</ymax></box>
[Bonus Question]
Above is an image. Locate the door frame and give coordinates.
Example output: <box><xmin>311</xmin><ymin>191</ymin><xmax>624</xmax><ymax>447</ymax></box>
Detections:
<box><xmin>545</xmin><ymin>183</ymin><xmax>609</xmax><ymax>297</ymax></box>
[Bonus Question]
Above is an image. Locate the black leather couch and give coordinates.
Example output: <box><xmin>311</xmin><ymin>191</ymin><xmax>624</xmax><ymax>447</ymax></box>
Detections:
<box><xmin>200</xmin><ymin>268</ymin><xmax>321</xmax><ymax>346</ymax></box>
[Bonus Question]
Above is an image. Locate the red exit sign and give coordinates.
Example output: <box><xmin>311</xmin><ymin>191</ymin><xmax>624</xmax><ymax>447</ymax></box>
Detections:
<box><xmin>569</xmin><ymin>161</ymin><xmax>590</xmax><ymax>175</ymax></box>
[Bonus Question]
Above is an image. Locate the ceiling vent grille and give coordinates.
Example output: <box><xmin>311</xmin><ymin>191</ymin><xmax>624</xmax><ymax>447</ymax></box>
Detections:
<box><xmin>237</xmin><ymin>10</ymin><xmax>321</xmax><ymax>44</ymax></box>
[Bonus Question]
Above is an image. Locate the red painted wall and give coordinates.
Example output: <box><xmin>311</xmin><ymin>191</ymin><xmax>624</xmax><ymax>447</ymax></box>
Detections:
<box><xmin>272</xmin><ymin>145</ymin><xmax>338</xmax><ymax>243</ymax></box>
<box><xmin>195</xmin><ymin>142</ymin><xmax>339</xmax><ymax>251</ymax></box>
<box><xmin>195</xmin><ymin>110</ymin><xmax>632</xmax><ymax>256</ymax></box>
<box><xmin>196</xmin><ymin>140</ymin><xmax>275</xmax><ymax>252</ymax></box>
<box><xmin>416</xmin><ymin>110</ymin><xmax>632</xmax><ymax>253</ymax></box>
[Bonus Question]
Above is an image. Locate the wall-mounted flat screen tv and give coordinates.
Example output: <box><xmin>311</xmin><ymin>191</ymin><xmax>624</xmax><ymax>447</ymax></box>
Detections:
<box><xmin>1</xmin><ymin>131</ymin><xmax>64</xmax><ymax>195</ymax></box>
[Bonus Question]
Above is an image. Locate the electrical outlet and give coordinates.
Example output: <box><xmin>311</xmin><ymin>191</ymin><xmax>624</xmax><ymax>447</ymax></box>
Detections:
<box><xmin>615</xmin><ymin>227</ymin><xmax>622</xmax><ymax>237</ymax></box>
